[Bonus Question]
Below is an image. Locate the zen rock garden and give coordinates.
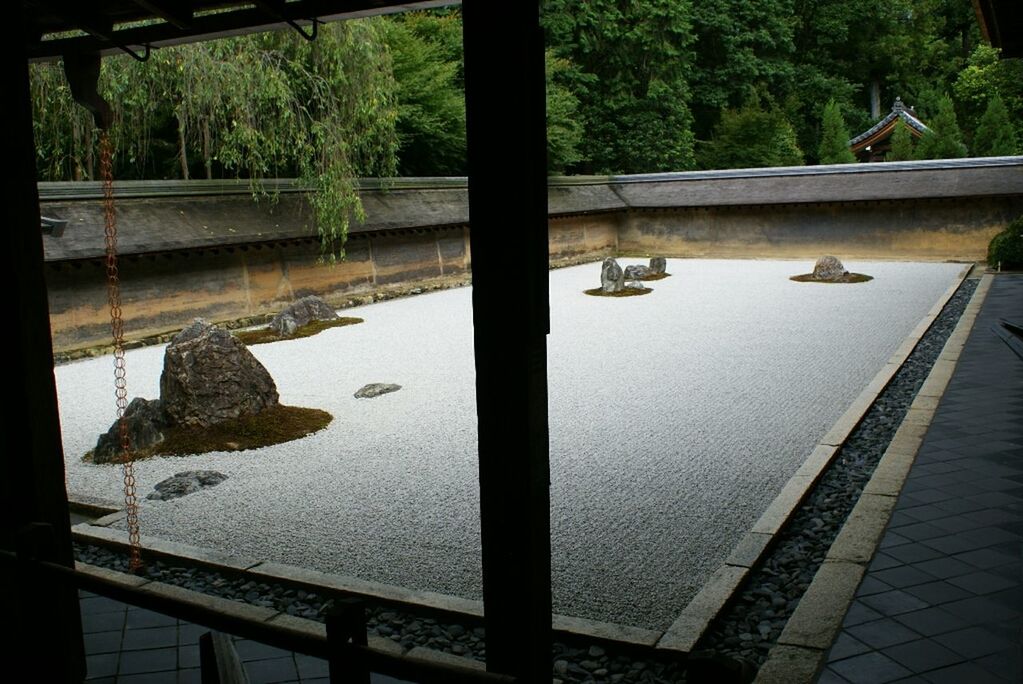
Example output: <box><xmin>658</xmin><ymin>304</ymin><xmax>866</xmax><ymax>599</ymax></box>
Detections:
<box><xmin>586</xmin><ymin>256</ymin><xmax>668</xmax><ymax>296</ymax></box>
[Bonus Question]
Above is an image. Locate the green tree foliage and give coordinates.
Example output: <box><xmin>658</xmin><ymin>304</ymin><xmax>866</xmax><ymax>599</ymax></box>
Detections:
<box><xmin>974</xmin><ymin>94</ymin><xmax>1019</xmax><ymax>157</ymax></box>
<box><xmin>381</xmin><ymin>14</ymin><xmax>466</xmax><ymax>176</ymax></box>
<box><xmin>818</xmin><ymin>99</ymin><xmax>856</xmax><ymax>164</ymax></box>
<box><xmin>31</xmin><ymin>22</ymin><xmax>399</xmax><ymax>259</ymax></box>
<box><xmin>545</xmin><ymin>52</ymin><xmax>584</xmax><ymax>174</ymax></box>
<box><xmin>988</xmin><ymin>216</ymin><xmax>1023</xmax><ymax>269</ymax></box>
<box><xmin>886</xmin><ymin>122</ymin><xmax>916</xmax><ymax>161</ymax></box>
<box><xmin>915</xmin><ymin>94</ymin><xmax>967</xmax><ymax>159</ymax></box>
<box><xmin>701</xmin><ymin>100</ymin><xmax>803</xmax><ymax>169</ymax></box>
<box><xmin>953</xmin><ymin>44</ymin><xmax>1023</xmax><ymax>150</ymax></box>
<box><xmin>542</xmin><ymin>0</ymin><xmax>696</xmax><ymax>173</ymax></box>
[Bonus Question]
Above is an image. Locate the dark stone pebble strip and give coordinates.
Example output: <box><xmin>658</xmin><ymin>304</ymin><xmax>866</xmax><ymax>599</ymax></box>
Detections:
<box><xmin>73</xmin><ymin>277</ymin><xmax>977</xmax><ymax>683</ymax></box>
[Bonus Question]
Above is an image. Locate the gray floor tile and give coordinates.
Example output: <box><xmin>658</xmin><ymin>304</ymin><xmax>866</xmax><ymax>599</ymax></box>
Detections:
<box><xmin>234</xmin><ymin>639</ymin><xmax>294</xmax><ymax>662</ymax></box>
<box><xmin>946</xmin><ymin>571</ymin><xmax>1017</xmax><ymax>595</ymax></box>
<box><xmin>893</xmin><ymin>607</ymin><xmax>969</xmax><ymax>638</ymax></box>
<box><xmin>885</xmin><ymin>543</ymin><xmax>945</xmax><ymax>565</ymax></box>
<box><xmin>860</xmin><ymin>590</ymin><xmax>930</xmax><ymax>617</ymax></box>
<box><xmin>84</xmin><ymin>630</ymin><xmax>123</xmax><ymax>655</ymax></box>
<box><xmin>118</xmin><ymin>672</ymin><xmax>179</xmax><ymax>684</ymax></box>
<box><xmin>85</xmin><ymin>653</ymin><xmax>118</xmax><ymax>679</ymax></box>
<box><xmin>922</xmin><ymin>661</ymin><xmax>1013</xmax><ymax>683</ymax></box>
<box><xmin>80</xmin><ymin>595</ymin><xmax>127</xmax><ymax>615</ymax></box>
<box><xmin>846</xmin><ymin>618</ymin><xmax>922</xmax><ymax>650</ymax></box>
<box><xmin>122</xmin><ymin>626</ymin><xmax>179</xmax><ymax>652</ymax></box>
<box><xmin>855</xmin><ymin>576</ymin><xmax>894</xmax><ymax>597</ymax></box>
<box><xmin>245</xmin><ymin>655</ymin><xmax>299</xmax><ymax>684</ymax></box>
<box><xmin>82</xmin><ymin>610</ymin><xmax>126</xmax><ymax>634</ymax></box>
<box><xmin>177</xmin><ymin>669</ymin><xmax>202</xmax><ymax>684</ymax></box>
<box><xmin>933</xmin><ymin>625</ymin><xmax>1016</xmax><ymax>659</ymax></box>
<box><xmin>126</xmin><ymin>609</ymin><xmax>178</xmax><ymax>630</ymax></box>
<box><xmin>843</xmin><ymin>601</ymin><xmax>884</xmax><ymax>627</ymax></box>
<box><xmin>912</xmin><ymin>556</ymin><xmax>976</xmax><ymax>581</ymax></box>
<box><xmin>881</xmin><ymin>639</ymin><xmax>964</xmax><ymax>673</ymax></box>
<box><xmin>871</xmin><ymin>565</ymin><xmax>939</xmax><ymax>589</ymax></box>
<box><xmin>179</xmin><ymin>643</ymin><xmax>200</xmax><ymax>669</ymax></box>
<box><xmin>828</xmin><ymin>651</ymin><xmax>913</xmax><ymax>684</ymax></box>
<box><xmin>817</xmin><ymin>670</ymin><xmax>852</xmax><ymax>684</ymax></box>
<box><xmin>295</xmin><ymin>654</ymin><xmax>329</xmax><ymax>679</ymax></box>
<box><xmin>119</xmin><ymin>647</ymin><xmax>178</xmax><ymax>676</ymax></box>
<box><xmin>903</xmin><ymin>580</ymin><xmax>973</xmax><ymax>606</ymax></box>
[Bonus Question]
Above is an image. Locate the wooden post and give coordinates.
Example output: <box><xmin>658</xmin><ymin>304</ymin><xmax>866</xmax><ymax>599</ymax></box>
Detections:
<box><xmin>1</xmin><ymin>8</ymin><xmax>85</xmax><ymax>681</ymax></box>
<box><xmin>325</xmin><ymin>599</ymin><xmax>370</xmax><ymax>684</ymax></box>
<box><xmin>462</xmin><ymin>1</ymin><xmax>552</xmax><ymax>681</ymax></box>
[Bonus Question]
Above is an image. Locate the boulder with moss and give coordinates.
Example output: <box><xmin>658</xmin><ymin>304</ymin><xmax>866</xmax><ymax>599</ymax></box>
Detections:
<box><xmin>160</xmin><ymin>320</ymin><xmax>279</xmax><ymax>428</ymax></box>
<box><xmin>269</xmin><ymin>296</ymin><xmax>339</xmax><ymax>337</ymax></box>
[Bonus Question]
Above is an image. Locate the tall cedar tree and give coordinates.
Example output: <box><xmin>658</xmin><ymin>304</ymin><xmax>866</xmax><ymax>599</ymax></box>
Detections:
<box><xmin>701</xmin><ymin>101</ymin><xmax>803</xmax><ymax>169</ymax></box>
<box><xmin>974</xmin><ymin>94</ymin><xmax>1019</xmax><ymax>157</ymax></box>
<box><xmin>886</xmin><ymin>123</ymin><xmax>916</xmax><ymax>161</ymax></box>
<box><xmin>818</xmin><ymin>99</ymin><xmax>856</xmax><ymax>164</ymax></box>
<box><xmin>915</xmin><ymin>94</ymin><xmax>967</xmax><ymax>159</ymax></box>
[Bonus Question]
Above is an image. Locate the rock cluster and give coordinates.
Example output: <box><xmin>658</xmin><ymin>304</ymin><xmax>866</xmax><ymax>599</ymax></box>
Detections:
<box><xmin>269</xmin><ymin>296</ymin><xmax>338</xmax><ymax>337</ymax></box>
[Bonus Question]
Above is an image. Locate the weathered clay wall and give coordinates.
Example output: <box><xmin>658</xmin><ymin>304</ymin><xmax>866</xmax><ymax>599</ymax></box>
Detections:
<box><xmin>46</xmin><ymin>217</ymin><xmax>620</xmax><ymax>352</ymax></box>
<box><xmin>41</xmin><ymin>159</ymin><xmax>1022</xmax><ymax>353</ymax></box>
<box><xmin>618</xmin><ymin>197</ymin><xmax>1022</xmax><ymax>261</ymax></box>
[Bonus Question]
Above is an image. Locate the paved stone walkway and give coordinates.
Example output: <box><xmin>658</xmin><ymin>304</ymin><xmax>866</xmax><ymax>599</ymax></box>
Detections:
<box><xmin>819</xmin><ymin>275</ymin><xmax>1023</xmax><ymax>683</ymax></box>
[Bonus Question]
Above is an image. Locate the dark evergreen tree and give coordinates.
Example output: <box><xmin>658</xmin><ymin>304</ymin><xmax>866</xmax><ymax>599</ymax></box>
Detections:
<box><xmin>915</xmin><ymin>94</ymin><xmax>967</xmax><ymax>159</ymax></box>
<box><xmin>886</xmin><ymin>123</ymin><xmax>916</xmax><ymax>161</ymax></box>
<box><xmin>973</xmin><ymin>94</ymin><xmax>1019</xmax><ymax>157</ymax></box>
<box><xmin>818</xmin><ymin>99</ymin><xmax>856</xmax><ymax>164</ymax></box>
<box><xmin>701</xmin><ymin>100</ymin><xmax>803</xmax><ymax>169</ymax></box>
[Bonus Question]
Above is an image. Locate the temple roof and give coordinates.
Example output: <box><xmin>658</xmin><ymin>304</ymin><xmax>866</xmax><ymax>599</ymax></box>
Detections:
<box><xmin>849</xmin><ymin>98</ymin><xmax>931</xmax><ymax>153</ymax></box>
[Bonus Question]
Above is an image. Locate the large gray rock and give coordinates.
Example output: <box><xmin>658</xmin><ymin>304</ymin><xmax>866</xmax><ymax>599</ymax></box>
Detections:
<box><xmin>812</xmin><ymin>256</ymin><xmax>849</xmax><ymax>281</ymax></box>
<box><xmin>147</xmin><ymin>470</ymin><xmax>228</xmax><ymax>501</ymax></box>
<box><xmin>269</xmin><ymin>295</ymin><xmax>338</xmax><ymax>336</ymax></box>
<box><xmin>649</xmin><ymin>257</ymin><xmax>667</xmax><ymax>275</ymax></box>
<box><xmin>624</xmin><ymin>264</ymin><xmax>652</xmax><ymax>280</ymax></box>
<box><xmin>161</xmin><ymin>320</ymin><xmax>279</xmax><ymax>428</ymax></box>
<box><xmin>355</xmin><ymin>383</ymin><xmax>402</xmax><ymax>399</ymax></box>
<box><xmin>93</xmin><ymin>398</ymin><xmax>167</xmax><ymax>464</ymax></box>
<box><xmin>600</xmin><ymin>258</ymin><xmax>624</xmax><ymax>293</ymax></box>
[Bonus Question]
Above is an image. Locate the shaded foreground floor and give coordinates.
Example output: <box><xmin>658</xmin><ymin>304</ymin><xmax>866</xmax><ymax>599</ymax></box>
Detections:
<box><xmin>820</xmin><ymin>274</ymin><xmax>1023</xmax><ymax>684</ymax></box>
<box><xmin>80</xmin><ymin>591</ymin><xmax>408</xmax><ymax>683</ymax></box>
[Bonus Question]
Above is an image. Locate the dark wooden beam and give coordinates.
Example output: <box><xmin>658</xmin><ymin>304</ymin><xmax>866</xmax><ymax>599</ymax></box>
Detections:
<box><xmin>2</xmin><ymin>4</ymin><xmax>84</xmax><ymax>681</ymax></box>
<box><xmin>462</xmin><ymin>0</ymin><xmax>551</xmax><ymax>680</ymax></box>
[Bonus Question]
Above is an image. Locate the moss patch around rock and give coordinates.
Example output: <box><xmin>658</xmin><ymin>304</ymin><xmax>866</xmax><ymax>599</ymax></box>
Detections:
<box><xmin>83</xmin><ymin>404</ymin><xmax>333</xmax><ymax>462</ymax></box>
<box><xmin>789</xmin><ymin>273</ymin><xmax>873</xmax><ymax>284</ymax></box>
<box><xmin>234</xmin><ymin>317</ymin><xmax>364</xmax><ymax>346</ymax></box>
<box><xmin>584</xmin><ymin>287</ymin><xmax>654</xmax><ymax>297</ymax></box>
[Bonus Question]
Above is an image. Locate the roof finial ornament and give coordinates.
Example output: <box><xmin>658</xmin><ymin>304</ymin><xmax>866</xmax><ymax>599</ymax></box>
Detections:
<box><xmin>893</xmin><ymin>97</ymin><xmax>905</xmax><ymax>113</ymax></box>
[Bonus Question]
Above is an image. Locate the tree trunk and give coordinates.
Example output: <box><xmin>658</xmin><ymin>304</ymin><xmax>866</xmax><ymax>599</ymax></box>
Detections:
<box><xmin>177</xmin><ymin>111</ymin><xmax>189</xmax><ymax>180</ymax></box>
<box><xmin>202</xmin><ymin>119</ymin><xmax>212</xmax><ymax>180</ymax></box>
<box><xmin>870</xmin><ymin>80</ymin><xmax>881</xmax><ymax>120</ymax></box>
<box><xmin>71</xmin><ymin>120</ymin><xmax>82</xmax><ymax>181</ymax></box>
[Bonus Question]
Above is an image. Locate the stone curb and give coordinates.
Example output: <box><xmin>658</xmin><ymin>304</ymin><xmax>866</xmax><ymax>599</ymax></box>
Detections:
<box><xmin>654</xmin><ymin>265</ymin><xmax>973</xmax><ymax>656</ymax></box>
<box><xmin>752</xmin><ymin>272</ymin><xmax>993</xmax><ymax>683</ymax></box>
<box><xmin>72</xmin><ymin>521</ymin><xmax>660</xmax><ymax>650</ymax></box>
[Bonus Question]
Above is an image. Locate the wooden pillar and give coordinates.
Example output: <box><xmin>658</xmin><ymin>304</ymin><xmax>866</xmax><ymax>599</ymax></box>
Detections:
<box><xmin>2</xmin><ymin>9</ymin><xmax>85</xmax><ymax>682</ymax></box>
<box><xmin>462</xmin><ymin>1</ymin><xmax>552</xmax><ymax>681</ymax></box>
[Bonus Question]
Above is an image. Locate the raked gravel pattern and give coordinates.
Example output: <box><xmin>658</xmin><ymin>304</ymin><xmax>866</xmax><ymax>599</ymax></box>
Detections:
<box><xmin>59</xmin><ymin>259</ymin><xmax>963</xmax><ymax>630</ymax></box>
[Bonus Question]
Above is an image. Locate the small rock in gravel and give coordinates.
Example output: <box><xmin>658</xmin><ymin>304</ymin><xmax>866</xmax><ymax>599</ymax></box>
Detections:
<box><xmin>354</xmin><ymin>383</ymin><xmax>402</xmax><ymax>399</ymax></box>
<box><xmin>147</xmin><ymin>470</ymin><xmax>228</xmax><ymax>501</ymax></box>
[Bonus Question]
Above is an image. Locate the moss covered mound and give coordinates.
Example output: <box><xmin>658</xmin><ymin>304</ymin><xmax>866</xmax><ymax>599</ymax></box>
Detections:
<box><xmin>84</xmin><ymin>405</ymin><xmax>332</xmax><ymax>462</ymax></box>
<box><xmin>584</xmin><ymin>287</ymin><xmax>653</xmax><ymax>297</ymax></box>
<box><xmin>234</xmin><ymin>317</ymin><xmax>363</xmax><ymax>345</ymax></box>
<box><xmin>789</xmin><ymin>273</ymin><xmax>873</xmax><ymax>284</ymax></box>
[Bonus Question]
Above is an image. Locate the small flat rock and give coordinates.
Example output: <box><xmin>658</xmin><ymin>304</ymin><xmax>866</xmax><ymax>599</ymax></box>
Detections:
<box><xmin>355</xmin><ymin>383</ymin><xmax>402</xmax><ymax>399</ymax></box>
<box><xmin>147</xmin><ymin>470</ymin><xmax>228</xmax><ymax>501</ymax></box>
<box><xmin>624</xmin><ymin>280</ymin><xmax>646</xmax><ymax>290</ymax></box>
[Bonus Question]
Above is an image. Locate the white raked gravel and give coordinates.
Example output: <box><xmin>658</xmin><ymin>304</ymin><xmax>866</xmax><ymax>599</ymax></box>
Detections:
<box><xmin>59</xmin><ymin>259</ymin><xmax>963</xmax><ymax>630</ymax></box>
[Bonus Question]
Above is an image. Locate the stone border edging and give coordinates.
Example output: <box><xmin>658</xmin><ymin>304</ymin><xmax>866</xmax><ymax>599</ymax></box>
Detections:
<box><xmin>71</xmin><ymin>522</ymin><xmax>662</xmax><ymax>650</ymax></box>
<box><xmin>752</xmin><ymin>273</ymin><xmax>993</xmax><ymax>683</ymax></box>
<box><xmin>654</xmin><ymin>265</ymin><xmax>973</xmax><ymax>656</ymax></box>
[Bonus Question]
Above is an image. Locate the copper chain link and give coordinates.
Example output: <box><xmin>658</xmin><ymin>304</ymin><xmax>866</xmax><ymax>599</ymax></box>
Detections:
<box><xmin>100</xmin><ymin>132</ymin><xmax>143</xmax><ymax>572</ymax></box>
